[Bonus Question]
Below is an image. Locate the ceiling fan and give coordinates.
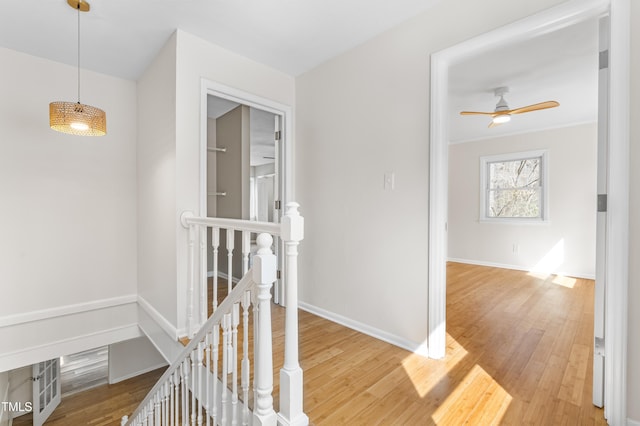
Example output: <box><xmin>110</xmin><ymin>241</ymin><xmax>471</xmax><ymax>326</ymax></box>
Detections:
<box><xmin>460</xmin><ymin>87</ymin><xmax>559</xmax><ymax>128</ymax></box>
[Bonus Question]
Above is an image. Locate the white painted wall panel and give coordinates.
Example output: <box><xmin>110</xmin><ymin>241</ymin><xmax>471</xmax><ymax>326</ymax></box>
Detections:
<box><xmin>137</xmin><ymin>34</ymin><xmax>179</xmax><ymax>329</ymax></box>
<box><xmin>295</xmin><ymin>0</ymin><xmax>569</xmax><ymax>352</ymax></box>
<box><xmin>0</xmin><ymin>303</ymin><xmax>140</xmax><ymax>372</ymax></box>
<box><xmin>0</xmin><ymin>47</ymin><xmax>137</xmax><ymax>315</ymax></box>
<box><xmin>448</xmin><ymin>124</ymin><xmax>597</xmax><ymax>278</ymax></box>
<box><xmin>108</xmin><ymin>336</ymin><xmax>167</xmax><ymax>384</ymax></box>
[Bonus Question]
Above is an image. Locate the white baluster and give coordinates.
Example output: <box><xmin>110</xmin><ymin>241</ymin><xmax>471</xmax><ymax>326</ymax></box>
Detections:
<box><xmin>242</xmin><ymin>231</ymin><xmax>250</xmax><ymax>275</ymax></box>
<box><xmin>212</xmin><ymin>228</ymin><xmax>220</xmax><ymax>313</ymax></box>
<box><xmin>155</xmin><ymin>393</ymin><xmax>161</xmax><ymax>426</ymax></box>
<box><xmin>171</xmin><ymin>372</ymin><xmax>178</xmax><ymax>426</ymax></box>
<box><xmin>231</xmin><ymin>303</ymin><xmax>240</xmax><ymax>425</ymax></box>
<box><xmin>174</xmin><ymin>369</ymin><xmax>181</xmax><ymax>426</ymax></box>
<box><xmin>188</xmin><ymin>224</ymin><xmax>196</xmax><ymax>336</ymax></box>
<box><xmin>226</xmin><ymin>228</ymin><xmax>235</xmax><ymax>293</ymax></box>
<box><xmin>197</xmin><ymin>341</ymin><xmax>204</xmax><ymax>426</ymax></box>
<box><xmin>163</xmin><ymin>382</ymin><xmax>169</xmax><ymax>426</ymax></box>
<box><xmin>252</xmin><ymin>233</ymin><xmax>277</xmax><ymax>426</ymax></box>
<box><xmin>190</xmin><ymin>350</ymin><xmax>197</xmax><ymax>426</ymax></box>
<box><xmin>205</xmin><ymin>333</ymin><xmax>211</xmax><ymax>426</ymax></box>
<box><xmin>200</xmin><ymin>225</ymin><xmax>208</xmax><ymax>325</ymax></box>
<box><xmin>221</xmin><ymin>313</ymin><xmax>231</xmax><ymax>425</ymax></box>
<box><xmin>183</xmin><ymin>360</ymin><xmax>189</xmax><ymax>426</ymax></box>
<box><xmin>121</xmin><ymin>415</ymin><xmax>128</xmax><ymax>426</ymax></box>
<box><xmin>212</xmin><ymin>324</ymin><xmax>219</xmax><ymax>426</ymax></box>
<box><xmin>241</xmin><ymin>290</ymin><xmax>251</xmax><ymax>426</ymax></box>
<box><xmin>278</xmin><ymin>203</ymin><xmax>308</xmax><ymax>426</ymax></box>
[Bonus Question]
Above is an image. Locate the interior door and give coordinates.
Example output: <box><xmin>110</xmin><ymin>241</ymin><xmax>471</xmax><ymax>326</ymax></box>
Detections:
<box><xmin>593</xmin><ymin>14</ymin><xmax>609</xmax><ymax>409</ymax></box>
<box><xmin>32</xmin><ymin>358</ymin><xmax>61</xmax><ymax>426</ymax></box>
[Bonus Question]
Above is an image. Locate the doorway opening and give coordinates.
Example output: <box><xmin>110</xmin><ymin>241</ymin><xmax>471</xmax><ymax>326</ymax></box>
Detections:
<box><xmin>428</xmin><ymin>0</ymin><xmax>629</xmax><ymax>423</ymax></box>
<box><xmin>200</xmin><ymin>80</ymin><xmax>293</xmax><ymax>305</ymax></box>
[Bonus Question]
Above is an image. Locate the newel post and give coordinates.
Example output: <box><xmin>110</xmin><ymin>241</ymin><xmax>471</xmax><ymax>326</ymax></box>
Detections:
<box><xmin>278</xmin><ymin>202</ymin><xmax>309</xmax><ymax>426</ymax></box>
<box><xmin>252</xmin><ymin>233</ymin><xmax>278</xmax><ymax>426</ymax></box>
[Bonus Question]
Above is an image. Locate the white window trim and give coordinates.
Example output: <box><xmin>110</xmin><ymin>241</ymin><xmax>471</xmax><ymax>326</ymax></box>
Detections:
<box><xmin>479</xmin><ymin>149</ymin><xmax>549</xmax><ymax>224</ymax></box>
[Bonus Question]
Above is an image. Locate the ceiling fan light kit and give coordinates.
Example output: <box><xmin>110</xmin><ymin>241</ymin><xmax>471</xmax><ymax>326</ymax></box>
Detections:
<box><xmin>49</xmin><ymin>0</ymin><xmax>107</xmax><ymax>137</ymax></box>
<box><xmin>460</xmin><ymin>86</ymin><xmax>559</xmax><ymax>128</ymax></box>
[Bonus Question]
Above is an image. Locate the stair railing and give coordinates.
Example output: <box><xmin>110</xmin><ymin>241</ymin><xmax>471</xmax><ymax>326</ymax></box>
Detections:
<box><xmin>124</xmin><ymin>202</ymin><xmax>307</xmax><ymax>426</ymax></box>
<box><xmin>123</xmin><ymin>233</ymin><xmax>277</xmax><ymax>426</ymax></box>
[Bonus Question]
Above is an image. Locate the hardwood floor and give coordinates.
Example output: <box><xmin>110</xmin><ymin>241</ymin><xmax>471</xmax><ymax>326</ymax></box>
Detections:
<box><xmin>17</xmin><ymin>263</ymin><xmax>605</xmax><ymax>425</ymax></box>
<box><xmin>297</xmin><ymin>263</ymin><xmax>605</xmax><ymax>425</ymax></box>
<box><xmin>12</xmin><ymin>368</ymin><xmax>165</xmax><ymax>426</ymax></box>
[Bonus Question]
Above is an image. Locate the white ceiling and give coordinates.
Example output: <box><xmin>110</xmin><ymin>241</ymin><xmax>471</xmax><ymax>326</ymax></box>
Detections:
<box><xmin>448</xmin><ymin>17</ymin><xmax>599</xmax><ymax>144</ymax></box>
<box><xmin>0</xmin><ymin>0</ymin><xmax>442</xmax><ymax>80</ymax></box>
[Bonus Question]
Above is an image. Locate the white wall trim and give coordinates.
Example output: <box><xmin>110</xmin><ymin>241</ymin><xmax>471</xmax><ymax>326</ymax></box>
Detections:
<box><xmin>448</xmin><ymin>258</ymin><xmax>596</xmax><ymax>280</ymax></box>
<box><xmin>137</xmin><ymin>296</ymin><xmax>179</xmax><ymax>340</ymax></box>
<box><xmin>0</xmin><ymin>295</ymin><xmax>137</xmax><ymax>328</ymax></box>
<box><xmin>605</xmin><ymin>0</ymin><xmax>630</xmax><ymax>423</ymax></box>
<box><xmin>430</xmin><ymin>0</ymin><xmax>628</xmax><ymax>422</ymax></box>
<box><xmin>299</xmin><ymin>302</ymin><xmax>429</xmax><ymax>358</ymax></box>
<box><xmin>0</xmin><ymin>324</ymin><xmax>141</xmax><ymax>372</ymax></box>
<box><xmin>628</xmin><ymin>418</ymin><xmax>640</xmax><ymax>426</ymax></box>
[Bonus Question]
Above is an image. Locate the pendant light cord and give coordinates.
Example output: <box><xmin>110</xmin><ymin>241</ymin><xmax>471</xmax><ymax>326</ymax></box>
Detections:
<box><xmin>77</xmin><ymin>2</ymin><xmax>81</xmax><ymax>104</ymax></box>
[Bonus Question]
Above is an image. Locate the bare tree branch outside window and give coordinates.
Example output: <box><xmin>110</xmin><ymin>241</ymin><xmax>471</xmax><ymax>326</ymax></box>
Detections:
<box><xmin>487</xmin><ymin>157</ymin><xmax>541</xmax><ymax>218</ymax></box>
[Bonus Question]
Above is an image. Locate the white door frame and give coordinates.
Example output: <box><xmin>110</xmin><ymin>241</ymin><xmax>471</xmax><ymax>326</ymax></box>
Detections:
<box><xmin>200</xmin><ymin>78</ymin><xmax>293</xmax><ymax>217</ymax></box>
<box><xmin>428</xmin><ymin>0</ymin><xmax>629</xmax><ymax>423</ymax></box>
<box><xmin>200</xmin><ymin>79</ymin><xmax>293</xmax><ymax>303</ymax></box>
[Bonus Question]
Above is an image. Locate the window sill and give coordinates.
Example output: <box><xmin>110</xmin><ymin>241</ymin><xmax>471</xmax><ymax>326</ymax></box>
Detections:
<box><xmin>479</xmin><ymin>218</ymin><xmax>550</xmax><ymax>225</ymax></box>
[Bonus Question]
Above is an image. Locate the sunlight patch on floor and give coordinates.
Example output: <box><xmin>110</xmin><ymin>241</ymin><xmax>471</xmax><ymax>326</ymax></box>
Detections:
<box><xmin>552</xmin><ymin>275</ymin><xmax>577</xmax><ymax>288</ymax></box>
<box><xmin>401</xmin><ymin>334</ymin><xmax>468</xmax><ymax>398</ymax></box>
<box><xmin>431</xmin><ymin>364</ymin><xmax>512</xmax><ymax>425</ymax></box>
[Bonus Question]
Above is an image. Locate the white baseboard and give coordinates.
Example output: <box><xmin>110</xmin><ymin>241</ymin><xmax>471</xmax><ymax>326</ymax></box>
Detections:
<box><xmin>447</xmin><ymin>257</ymin><xmax>596</xmax><ymax>280</ymax></box>
<box><xmin>298</xmin><ymin>302</ymin><xmax>429</xmax><ymax>358</ymax></box>
<box><xmin>137</xmin><ymin>296</ymin><xmax>178</xmax><ymax>340</ymax></box>
<box><xmin>0</xmin><ymin>294</ymin><xmax>138</xmax><ymax>328</ymax></box>
<box><xmin>628</xmin><ymin>418</ymin><xmax>640</xmax><ymax>426</ymax></box>
<box><xmin>207</xmin><ymin>271</ymin><xmax>240</xmax><ymax>284</ymax></box>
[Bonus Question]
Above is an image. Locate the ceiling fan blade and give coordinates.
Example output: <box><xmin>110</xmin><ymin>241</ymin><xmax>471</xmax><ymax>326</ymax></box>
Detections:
<box><xmin>460</xmin><ymin>111</ymin><xmax>497</xmax><ymax>116</ymax></box>
<box><xmin>488</xmin><ymin>120</ymin><xmax>503</xmax><ymax>129</ymax></box>
<box><xmin>509</xmin><ymin>101</ymin><xmax>559</xmax><ymax>115</ymax></box>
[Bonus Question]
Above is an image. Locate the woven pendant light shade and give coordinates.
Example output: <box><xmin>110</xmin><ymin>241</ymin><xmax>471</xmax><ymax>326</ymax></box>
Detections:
<box><xmin>49</xmin><ymin>0</ymin><xmax>107</xmax><ymax>137</ymax></box>
<box><xmin>49</xmin><ymin>101</ymin><xmax>106</xmax><ymax>136</ymax></box>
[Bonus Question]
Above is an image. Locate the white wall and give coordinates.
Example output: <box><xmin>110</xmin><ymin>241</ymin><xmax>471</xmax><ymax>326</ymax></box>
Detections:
<box><xmin>137</xmin><ymin>33</ymin><xmax>179</xmax><ymax>336</ymax></box>
<box><xmin>295</xmin><ymin>0</ymin><xmax>569</xmax><ymax>353</ymax></box>
<box><xmin>448</xmin><ymin>124</ymin><xmax>597</xmax><ymax>278</ymax></box>
<box><xmin>0</xmin><ymin>46</ymin><xmax>139</xmax><ymax>369</ymax></box>
<box><xmin>108</xmin><ymin>336</ymin><xmax>167</xmax><ymax>384</ymax></box>
<box><xmin>628</xmin><ymin>1</ymin><xmax>640</xmax><ymax>422</ymax></box>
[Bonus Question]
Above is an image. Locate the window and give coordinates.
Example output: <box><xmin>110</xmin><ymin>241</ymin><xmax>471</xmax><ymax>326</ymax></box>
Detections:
<box><xmin>480</xmin><ymin>150</ymin><xmax>548</xmax><ymax>223</ymax></box>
